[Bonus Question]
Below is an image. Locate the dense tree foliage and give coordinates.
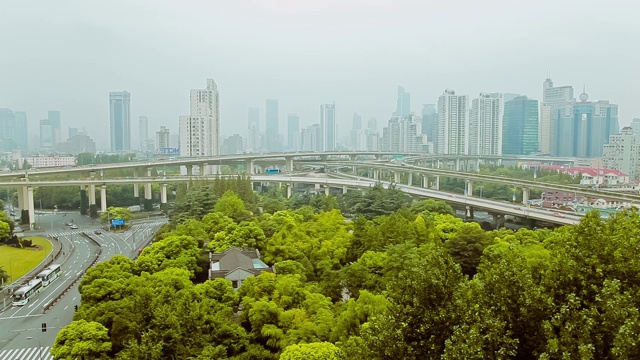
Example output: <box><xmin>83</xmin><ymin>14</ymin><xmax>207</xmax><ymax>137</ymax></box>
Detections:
<box><xmin>57</xmin><ymin>180</ymin><xmax>640</xmax><ymax>360</ymax></box>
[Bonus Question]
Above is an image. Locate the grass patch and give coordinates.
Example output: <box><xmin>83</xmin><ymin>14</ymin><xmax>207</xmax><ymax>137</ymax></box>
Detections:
<box><xmin>0</xmin><ymin>236</ymin><xmax>52</xmax><ymax>285</ymax></box>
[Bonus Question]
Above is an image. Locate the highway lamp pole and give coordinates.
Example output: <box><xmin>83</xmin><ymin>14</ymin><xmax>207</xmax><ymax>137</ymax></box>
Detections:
<box><xmin>27</xmin><ymin>337</ymin><xmax>42</xmax><ymax>360</ymax></box>
<box><xmin>9</xmin><ymin>256</ymin><xmax>17</xmax><ymax>283</ymax></box>
<box><xmin>479</xmin><ymin>186</ymin><xmax>484</xmax><ymax>198</ymax></box>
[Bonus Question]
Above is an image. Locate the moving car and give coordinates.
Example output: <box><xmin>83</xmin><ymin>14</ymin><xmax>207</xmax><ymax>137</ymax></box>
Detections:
<box><xmin>94</xmin><ymin>229</ymin><xmax>102</xmax><ymax>235</ymax></box>
<box><xmin>70</xmin><ymin>224</ymin><xmax>78</xmax><ymax>229</ymax></box>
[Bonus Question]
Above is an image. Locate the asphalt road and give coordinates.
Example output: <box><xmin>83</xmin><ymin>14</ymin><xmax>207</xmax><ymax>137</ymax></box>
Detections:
<box><xmin>0</xmin><ymin>216</ymin><xmax>166</xmax><ymax>359</ymax></box>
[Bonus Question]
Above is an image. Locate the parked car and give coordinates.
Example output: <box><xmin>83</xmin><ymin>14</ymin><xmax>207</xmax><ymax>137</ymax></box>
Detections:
<box><xmin>14</xmin><ymin>226</ymin><xmax>23</xmax><ymax>233</ymax></box>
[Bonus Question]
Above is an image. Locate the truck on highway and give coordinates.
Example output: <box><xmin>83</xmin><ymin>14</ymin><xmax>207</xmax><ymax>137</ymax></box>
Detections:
<box><xmin>128</xmin><ymin>205</ymin><xmax>141</xmax><ymax>212</ymax></box>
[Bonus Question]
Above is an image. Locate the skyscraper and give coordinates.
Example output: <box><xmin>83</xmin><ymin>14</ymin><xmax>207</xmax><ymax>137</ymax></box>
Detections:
<box><xmin>247</xmin><ymin>107</ymin><xmax>260</xmax><ymax>152</ymax></box>
<box><xmin>68</xmin><ymin>127</ymin><xmax>79</xmax><ymax>139</ymax></box>
<box><xmin>179</xmin><ymin>79</ymin><xmax>220</xmax><ymax>160</ymax></box>
<box><xmin>368</xmin><ymin>118</ymin><xmax>377</xmax><ymax>133</ymax></box>
<box><xmin>15</xmin><ymin>111</ymin><xmax>28</xmax><ymax>151</ymax></box>
<box><xmin>568</xmin><ymin>90</ymin><xmax>618</xmax><ymax>158</ymax></box>
<box><xmin>139</xmin><ymin>116</ymin><xmax>148</xmax><ymax>151</ymax></box>
<box><xmin>287</xmin><ymin>114</ymin><xmax>300</xmax><ymax>151</ymax></box>
<box><xmin>40</xmin><ymin>119</ymin><xmax>54</xmax><ymax>148</ymax></box>
<box><xmin>109</xmin><ymin>91</ymin><xmax>131</xmax><ymax>151</ymax></box>
<box><xmin>156</xmin><ymin>126</ymin><xmax>170</xmax><ymax>149</ymax></box>
<box><xmin>603</xmin><ymin>127</ymin><xmax>638</xmax><ymax>179</ymax></box>
<box><xmin>421</xmin><ymin>104</ymin><xmax>437</xmax><ymax>149</ymax></box>
<box><xmin>300</xmin><ymin>124</ymin><xmax>322</xmax><ymax>152</ymax></box>
<box><xmin>631</xmin><ymin>118</ymin><xmax>640</xmax><ymax>142</ymax></box>
<box><xmin>394</xmin><ymin>86</ymin><xmax>411</xmax><ymax>116</ymax></box>
<box><xmin>0</xmin><ymin>109</ymin><xmax>17</xmax><ymax>152</ymax></box>
<box><xmin>437</xmin><ymin>89</ymin><xmax>469</xmax><ymax>155</ymax></box>
<box><xmin>265</xmin><ymin>99</ymin><xmax>279</xmax><ymax>152</ymax></box>
<box><xmin>47</xmin><ymin>111</ymin><xmax>61</xmax><ymax>146</ymax></box>
<box><xmin>469</xmin><ymin>93</ymin><xmax>504</xmax><ymax>156</ymax></box>
<box><xmin>352</xmin><ymin>113</ymin><xmax>362</xmax><ymax>131</ymax></box>
<box><xmin>502</xmin><ymin>96</ymin><xmax>539</xmax><ymax>155</ymax></box>
<box><xmin>381</xmin><ymin>115</ymin><xmax>428</xmax><ymax>153</ymax></box>
<box><xmin>321</xmin><ymin>102</ymin><xmax>336</xmax><ymax>151</ymax></box>
<box><xmin>541</xmin><ymin>77</ymin><xmax>573</xmax><ymax>155</ymax></box>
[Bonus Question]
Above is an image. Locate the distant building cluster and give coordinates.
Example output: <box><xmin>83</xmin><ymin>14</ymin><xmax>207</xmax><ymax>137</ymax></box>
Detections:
<box><xmin>224</xmin><ymin>78</ymin><xmax>620</xmax><ymax>164</ymax></box>
<box><xmin>3</xmin><ymin>75</ymin><xmax>636</xmax><ymax>180</ymax></box>
<box><xmin>18</xmin><ymin>155</ymin><xmax>75</xmax><ymax>169</ymax></box>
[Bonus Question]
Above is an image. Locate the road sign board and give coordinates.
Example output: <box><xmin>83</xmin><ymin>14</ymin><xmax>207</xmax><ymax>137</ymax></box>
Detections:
<box><xmin>111</xmin><ymin>219</ymin><xmax>125</xmax><ymax>226</ymax></box>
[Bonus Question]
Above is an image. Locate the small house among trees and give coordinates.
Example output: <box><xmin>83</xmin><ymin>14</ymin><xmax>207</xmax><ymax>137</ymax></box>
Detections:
<box><xmin>208</xmin><ymin>247</ymin><xmax>274</xmax><ymax>289</ymax></box>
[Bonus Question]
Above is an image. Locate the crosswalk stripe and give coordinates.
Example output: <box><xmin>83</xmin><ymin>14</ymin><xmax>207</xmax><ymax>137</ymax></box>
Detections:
<box><xmin>0</xmin><ymin>347</ymin><xmax>53</xmax><ymax>360</ymax></box>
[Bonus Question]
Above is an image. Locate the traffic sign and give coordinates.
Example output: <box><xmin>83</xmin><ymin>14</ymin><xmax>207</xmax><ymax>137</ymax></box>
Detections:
<box><xmin>111</xmin><ymin>219</ymin><xmax>125</xmax><ymax>226</ymax></box>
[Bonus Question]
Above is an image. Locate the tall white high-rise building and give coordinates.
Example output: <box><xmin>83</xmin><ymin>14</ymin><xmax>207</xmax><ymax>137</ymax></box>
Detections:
<box><xmin>179</xmin><ymin>79</ymin><xmax>220</xmax><ymax>169</ymax></box>
<box><xmin>603</xmin><ymin>127</ymin><xmax>638</xmax><ymax>179</ymax></box>
<box><xmin>247</xmin><ymin>107</ymin><xmax>260</xmax><ymax>152</ymax></box>
<box><xmin>469</xmin><ymin>93</ymin><xmax>504</xmax><ymax>156</ymax></box>
<box><xmin>156</xmin><ymin>126</ymin><xmax>170</xmax><ymax>149</ymax></box>
<box><xmin>139</xmin><ymin>116</ymin><xmax>148</xmax><ymax>151</ymax></box>
<box><xmin>540</xmin><ymin>77</ymin><xmax>573</xmax><ymax>154</ymax></box>
<box><xmin>437</xmin><ymin>89</ymin><xmax>468</xmax><ymax>155</ymax></box>
<box><xmin>381</xmin><ymin>115</ymin><xmax>428</xmax><ymax>153</ymax></box>
<box><xmin>321</xmin><ymin>102</ymin><xmax>336</xmax><ymax>151</ymax></box>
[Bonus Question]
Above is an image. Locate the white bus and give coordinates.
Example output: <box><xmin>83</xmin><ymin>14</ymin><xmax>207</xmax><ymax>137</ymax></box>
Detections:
<box><xmin>12</xmin><ymin>279</ymin><xmax>43</xmax><ymax>306</ymax></box>
<box><xmin>36</xmin><ymin>264</ymin><xmax>62</xmax><ymax>286</ymax></box>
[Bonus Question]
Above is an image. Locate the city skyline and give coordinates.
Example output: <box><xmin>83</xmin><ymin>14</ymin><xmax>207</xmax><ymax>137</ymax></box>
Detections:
<box><xmin>0</xmin><ymin>0</ymin><xmax>638</xmax><ymax>148</ymax></box>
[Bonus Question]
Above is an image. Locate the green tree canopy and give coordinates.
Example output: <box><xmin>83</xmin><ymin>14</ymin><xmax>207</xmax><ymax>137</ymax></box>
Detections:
<box><xmin>280</xmin><ymin>342</ymin><xmax>342</xmax><ymax>360</ymax></box>
<box><xmin>51</xmin><ymin>320</ymin><xmax>112</xmax><ymax>360</ymax></box>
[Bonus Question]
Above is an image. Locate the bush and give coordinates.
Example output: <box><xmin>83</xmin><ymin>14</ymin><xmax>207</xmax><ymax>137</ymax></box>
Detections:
<box><xmin>20</xmin><ymin>238</ymin><xmax>33</xmax><ymax>247</ymax></box>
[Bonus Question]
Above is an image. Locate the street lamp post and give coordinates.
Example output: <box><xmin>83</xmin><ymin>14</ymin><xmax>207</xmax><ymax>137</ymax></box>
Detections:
<box><xmin>9</xmin><ymin>256</ymin><xmax>18</xmax><ymax>283</ymax></box>
<box><xmin>479</xmin><ymin>186</ymin><xmax>484</xmax><ymax>198</ymax></box>
<box><xmin>27</xmin><ymin>336</ymin><xmax>42</xmax><ymax>360</ymax></box>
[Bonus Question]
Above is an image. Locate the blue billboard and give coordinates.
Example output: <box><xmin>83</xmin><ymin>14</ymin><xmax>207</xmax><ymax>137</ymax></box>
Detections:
<box><xmin>155</xmin><ymin>147</ymin><xmax>180</xmax><ymax>155</ymax></box>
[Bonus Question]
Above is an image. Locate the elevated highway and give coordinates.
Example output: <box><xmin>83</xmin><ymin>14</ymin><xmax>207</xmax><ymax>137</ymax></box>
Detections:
<box><xmin>0</xmin><ymin>151</ymin><xmax>626</xmax><ymax>228</ymax></box>
<box><xmin>0</xmin><ymin>174</ymin><xmax>579</xmax><ymax>226</ymax></box>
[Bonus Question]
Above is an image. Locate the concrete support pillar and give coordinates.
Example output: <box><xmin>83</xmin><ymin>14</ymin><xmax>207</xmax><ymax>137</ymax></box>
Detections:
<box><xmin>285</xmin><ymin>157</ymin><xmax>294</xmax><ymax>173</ymax></box>
<box><xmin>27</xmin><ymin>186</ymin><xmax>35</xmax><ymax>229</ymax></box>
<box><xmin>133</xmin><ymin>183</ymin><xmax>139</xmax><ymax>198</ymax></box>
<box><xmin>477</xmin><ymin>158</ymin><xmax>481</xmax><ymax>172</ymax></box>
<box><xmin>455</xmin><ymin>158</ymin><xmax>461</xmax><ymax>171</ymax></box>
<box><xmin>100</xmin><ymin>185</ymin><xmax>107</xmax><ymax>212</ymax></box>
<box><xmin>437</xmin><ymin>160</ymin><xmax>442</xmax><ymax>169</ymax></box>
<box><xmin>186</xmin><ymin>165</ymin><xmax>193</xmax><ymax>176</ymax></box>
<box><xmin>89</xmin><ymin>184</ymin><xmax>96</xmax><ymax>205</ymax></box>
<box><xmin>422</xmin><ymin>176</ymin><xmax>428</xmax><ymax>188</ymax></box>
<box><xmin>342</xmin><ymin>186</ymin><xmax>348</xmax><ymax>194</ymax></box>
<box><xmin>200</xmin><ymin>163</ymin><xmax>208</xmax><ymax>176</ymax></box>
<box><xmin>287</xmin><ymin>184</ymin><xmax>293</xmax><ymax>199</ymax></box>
<box><xmin>407</xmin><ymin>173</ymin><xmax>413</xmax><ymax>186</ymax></box>
<box><xmin>161</xmin><ymin>184</ymin><xmax>168</xmax><ymax>204</ymax></box>
<box><xmin>145</xmin><ymin>182</ymin><xmax>152</xmax><ymax>200</ymax></box>
<box><xmin>17</xmin><ymin>186</ymin><xmax>26</xmax><ymax>211</ymax></box>
<box><xmin>522</xmin><ymin>188</ymin><xmax>530</xmax><ymax>205</ymax></box>
<box><xmin>324</xmin><ymin>186</ymin><xmax>330</xmax><ymax>196</ymax></box>
<box><xmin>373</xmin><ymin>169</ymin><xmax>379</xmax><ymax>180</ymax></box>
<box><xmin>245</xmin><ymin>160</ymin><xmax>254</xmax><ymax>175</ymax></box>
<box><xmin>466</xmin><ymin>180</ymin><xmax>473</xmax><ymax>197</ymax></box>
<box><xmin>352</xmin><ymin>166</ymin><xmax>357</xmax><ymax>174</ymax></box>
<box><xmin>434</xmin><ymin>175</ymin><xmax>440</xmax><ymax>190</ymax></box>
<box><xmin>315</xmin><ymin>183</ymin><xmax>321</xmax><ymax>191</ymax></box>
<box><xmin>394</xmin><ymin>172</ymin><xmax>400</xmax><ymax>183</ymax></box>
<box><xmin>492</xmin><ymin>214</ymin><xmax>505</xmax><ymax>229</ymax></box>
<box><xmin>467</xmin><ymin>206</ymin><xmax>475</xmax><ymax>219</ymax></box>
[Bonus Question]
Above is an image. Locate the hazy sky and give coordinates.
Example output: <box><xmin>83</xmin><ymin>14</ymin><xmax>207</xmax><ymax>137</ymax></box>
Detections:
<box><xmin>1</xmin><ymin>0</ymin><xmax>638</xmax><ymax>150</ymax></box>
